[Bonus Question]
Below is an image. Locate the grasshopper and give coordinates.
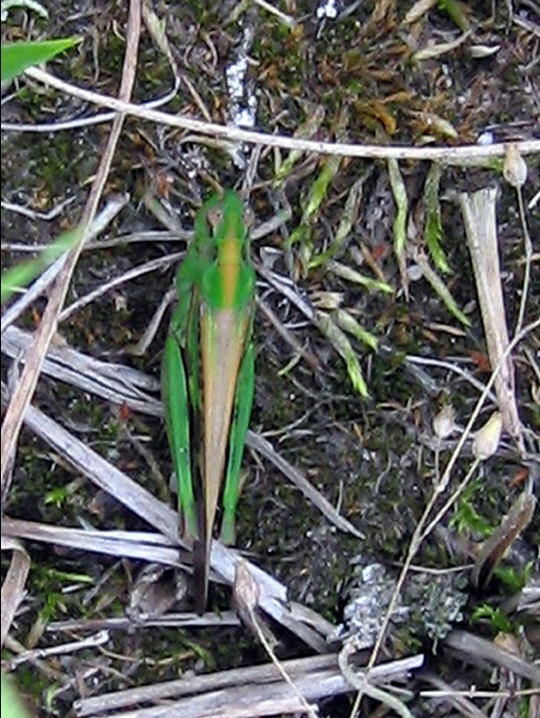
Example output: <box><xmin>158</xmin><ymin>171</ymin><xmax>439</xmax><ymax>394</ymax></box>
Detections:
<box><xmin>162</xmin><ymin>190</ymin><xmax>255</xmax><ymax>611</ymax></box>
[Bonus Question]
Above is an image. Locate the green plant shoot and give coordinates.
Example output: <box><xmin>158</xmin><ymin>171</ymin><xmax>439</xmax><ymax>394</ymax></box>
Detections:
<box><xmin>162</xmin><ymin>190</ymin><xmax>255</xmax><ymax>612</ymax></box>
<box><xmin>1</xmin><ymin>37</ymin><xmax>81</xmax><ymax>82</ymax></box>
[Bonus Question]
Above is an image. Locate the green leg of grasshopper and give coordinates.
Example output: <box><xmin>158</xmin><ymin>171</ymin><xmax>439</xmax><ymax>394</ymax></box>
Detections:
<box><xmin>162</xmin><ymin>281</ymin><xmax>199</xmax><ymax>539</ymax></box>
<box><xmin>219</xmin><ymin>340</ymin><xmax>255</xmax><ymax>545</ymax></box>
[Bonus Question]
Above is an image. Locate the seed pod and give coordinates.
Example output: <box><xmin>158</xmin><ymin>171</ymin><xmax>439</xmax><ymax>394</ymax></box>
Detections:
<box><xmin>503</xmin><ymin>144</ymin><xmax>527</xmax><ymax>188</ymax></box>
<box><xmin>472</xmin><ymin>411</ymin><xmax>503</xmax><ymax>460</ymax></box>
<box><xmin>433</xmin><ymin>405</ymin><xmax>456</xmax><ymax>439</ymax></box>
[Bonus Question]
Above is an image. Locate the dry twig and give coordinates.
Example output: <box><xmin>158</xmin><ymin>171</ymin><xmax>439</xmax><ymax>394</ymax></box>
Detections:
<box><xmin>10</xmin><ymin>67</ymin><xmax>540</xmax><ymax>162</ymax></box>
<box><xmin>0</xmin><ymin>0</ymin><xmax>142</xmax><ymax>497</ymax></box>
<box><xmin>443</xmin><ymin>630</ymin><xmax>540</xmax><ymax>683</ymax></box>
<box><xmin>73</xmin><ymin>649</ymin><xmax>422</xmax><ymax>717</ymax></box>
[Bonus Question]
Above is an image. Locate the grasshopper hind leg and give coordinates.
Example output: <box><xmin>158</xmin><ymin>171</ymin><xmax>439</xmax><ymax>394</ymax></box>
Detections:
<box><xmin>220</xmin><ymin>341</ymin><xmax>255</xmax><ymax>545</ymax></box>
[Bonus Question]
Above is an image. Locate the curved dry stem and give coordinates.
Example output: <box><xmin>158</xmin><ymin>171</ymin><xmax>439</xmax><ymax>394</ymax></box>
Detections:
<box><xmin>9</xmin><ymin>67</ymin><xmax>540</xmax><ymax>162</ymax></box>
<box><xmin>339</xmin><ymin>639</ymin><xmax>414</xmax><ymax>718</ymax></box>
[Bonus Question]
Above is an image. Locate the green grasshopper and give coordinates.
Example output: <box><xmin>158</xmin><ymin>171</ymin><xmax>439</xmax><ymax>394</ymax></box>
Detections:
<box><xmin>162</xmin><ymin>190</ymin><xmax>255</xmax><ymax>612</ymax></box>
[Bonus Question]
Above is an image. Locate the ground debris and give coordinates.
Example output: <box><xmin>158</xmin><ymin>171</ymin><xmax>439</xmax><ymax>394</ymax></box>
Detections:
<box><xmin>332</xmin><ymin>560</ymin><xmax>468</xmax><ymax>648</ymax></box>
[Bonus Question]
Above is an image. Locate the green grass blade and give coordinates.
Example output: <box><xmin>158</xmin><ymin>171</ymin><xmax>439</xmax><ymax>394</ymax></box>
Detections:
<box><xmin>273</xmin><ymin>104</ymin><xmax>325</xmax><ymax>187</ymax></box>
<box><xmin>328</xmin><ymin>260</ymin><xmax>394</xmax><ymax>294</ymax></box>
<box><xmin>414</xmin><ymin>250</ymin><xmax>471</xmax><ymax>327</ymax></box>
<box><xmin>387</xmin><ymin>158</ymin><xmax>408</xmax><ymax>284</ymax></box>
<box><xmin>316</xmin><ymin>311</ymin><xmax>369</xmax><ymax>398</ymax></box>
<box><xmin>335</xmin><ymin>309</ymin><xmax>379</xmax><ymax>351</ymax></box>
<box><xmin>1</xmin><ymin>38</ymin><xmax>80</xmax><ymax>82</ymax></box>
<box><xmin>309</xmin><ymin>174</ymin><xmax>366</xmax><ymax>269</ymax></box>
<box><xmin>424</xmin><ymin>163</ymin><xmax>451</xmax><ymax>274</ymax></box>
<box><xmin>287</xmin><ymin>156</ymin><xmax>342</xmax><ymax>270</ymax></box>
<box><xmin>1</xmin><ymin>228</ymin><xmax>81</xmax><ymax>304</ymax></box>
<box><xmin>287</xmin><ymin>108</ymin><xmax>348</xmax><ymax>270</ymax></box>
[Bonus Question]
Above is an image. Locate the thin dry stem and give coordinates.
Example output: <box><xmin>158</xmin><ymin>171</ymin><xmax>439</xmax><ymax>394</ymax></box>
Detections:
<box><xmin>13</xmin><ymin>67</ymin><xmax>540</xmax><ymax>162</ymax></box>
<box><xmin>0</xmin><ymin>195</ymin><xmax>128</xmax><ymax>334</ymax></box>
<box><xmin>348</xmin><ymin>316</ymin><xmax>540</xmax><ymax>718</ymax></box>
<box><xmin>59</xmin><ymin>252</ymin><xmax>182</xmax><ymax>321</ymax></box>
<box><xmin>338</xmin><ymin>639</ymin><xmax>414</xmax><ymax>718</ymax></box>
<box><xmin>0</xmin><ymin>1</ymin><xmax>142</xmax><ymax>497</ymax></box>
<box><xmin>7</xmin><ymin>630</ymin><xmax>110</xmax><ymax>669</ymax></box>
<box><xmin>234</xmin><ymin>562</ymin><xmax>319</xmax><ymax>718</ymax></box>
<box><xmin>514</xmin><ymin>185</ymin><xmax>533</xmax><ymax>337</ymax></box>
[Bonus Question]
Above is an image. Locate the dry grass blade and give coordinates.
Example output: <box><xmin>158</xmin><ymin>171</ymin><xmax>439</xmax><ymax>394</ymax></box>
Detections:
<box><xmin>74</xmin><ymin>650</ymin><xmax>423</xmax><ymax>718</ymax></box>
<box><xmin>459</xmin><ymin>187</ymin><xmax>523</xmax><ymax>448</ymax></box>
<box><xmin>2</xmin><ymin>326</ymin><xmax>162</xmax><ymax>412</ymax></box>
<box><xmin>0</xmin><ymin>396</ymin><xmax>331</xmax><ymax>649</ymax></box>
<box><xmin>7</xmin><ymin>630</ymin><xmax>110</xmax><ymax>670</ymax></box>
<box><xmin>403</xmin><ymin>0</ymin><xmax>438</xmax><ymax>24</ymax></box>
<box><xmin>0</xmin><ymin>536</ymin><xmax>30</xmax><ymax>647</ymax></box>
<box><xmin>86</xmin><ymin>700</ymin><xmax>307</xmax><ymax>717</ymax></box>
<box><xmin>4</xmin><ymin>635</ymin><xmax>63</xmax><ymax>683</ymax></box>
<box><xmin>47</xmin><ymin>612</ymin><xmax>240</xmax><ymax>633</ymax></box>
<box><xmin>443</xmin><ymin>630</ymin><xmax>540</xmax><ymax>683</ymax></box>
<box><xmin>2</xmin><ymin>519</ymin><xmax>183</xmax><ymax>566</ymax></box>
<box><xmin>1</xmin><ymin>195</ymin><xmax>128</xmax><ymax>335</ymax></box>
<box><xmin>0</xmin><ymin>0</ymin><xmax>142</xmax><ymax>498</ymax></box>
<box><xmin>413</xmin><ymin>29</ymin><xmax>473</xmax><ymax>61</ymax></box>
